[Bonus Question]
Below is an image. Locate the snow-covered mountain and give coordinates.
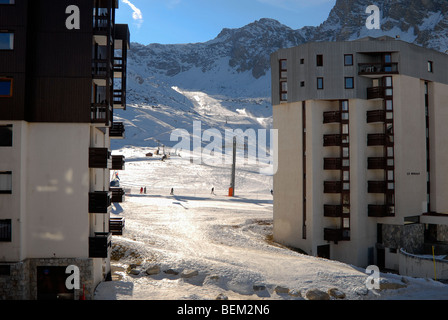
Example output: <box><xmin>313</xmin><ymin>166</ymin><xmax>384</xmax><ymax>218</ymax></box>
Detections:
<box><xmin>114</xmin><ymin>0</ymin><xmax>448</xmax><ymax>150</ymax></box>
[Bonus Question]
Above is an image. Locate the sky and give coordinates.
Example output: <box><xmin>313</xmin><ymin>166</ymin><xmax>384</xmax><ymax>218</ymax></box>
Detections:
<box><xmin>116</xmin><ymin>0</ymin><xmax>337</xmax><ymax>45</ymax></box>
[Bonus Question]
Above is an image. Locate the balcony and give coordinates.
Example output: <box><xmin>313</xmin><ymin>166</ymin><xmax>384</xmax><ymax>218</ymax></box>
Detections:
<box><xmin>323</xmin><ymin>111</ymin><xmax>341</xmax><ymax>124</ymax></box>
<box><xmin>110</xmin><ymin>187</ymin><xmax>125</xmax><ymax>203</ymax></box>
<box><xmin>368</xmin><ymin>181</ymin><xmax>386</xmax><ymax>194</ymax></box>
<box><xmin>323</xmin><ymin>158</ymin><xmax>342</xmax><ymax>170</ymax></box>
<box><xmin>358</xmin><ymin>63</ymin><xmax>398</xmax><ymax>75</ymax></box>
<box><xmin>109</xmin><ymin>217</ymin><xmax>125</xmax><ymax>236</ymax></box>
<box><xmin>91</xmin><ymin>102</ymin><xmax>112</xmax><ymax>126</ymax></box>
<box><xmin>367</xmin><ymin>86</ymin><xmax>385</xmax><ymax>100</ymax></box>
<box><xmin>92</xmin><ymin>58</ymin><xmax>112</xmax><ymax>79</ymax></box>
<box><xmin>368</xmin><ymin>205</ymin><xmax>395</xmax><ymax>217</ymax></box>
<box><xmin>367</xmin><ymin>110</ymin><xmax>386</xmax><ymax>123</ymax></box>
<box><xmin>324</xmin><ymin>181</ymin><xmax>342</xmax><ymax>194</ymax></box>
<box><xmin>89</xmin><ymin>191</ymin><xmax>112</xmax><ymax>214</ymax></box>
<box><xmin>89</xmin><ymin>232</ymin><xmax>112</xmax><ymax>258</ymax></box>
<box><xmin>367</xmin><ymin>133</ymin><xmax>388</xmax><ymax>146</ymax></box>
<box><xmin>324</xmin><ymin>205</ymin><xmax>342</xmax><ymax>218</ymax></box>
<box><xmin>113</xmin><ymin>90</ymin><xmax>126</xmax><ymax>109</ymax></box>
<box><xmin>324</xmin><ymin>228</ymin><xmax>344</xmax><ymax>242</ymax></box>
<box><xmin>323</xmin><ymin>134</ymin><xmax>342</xmax><ymax>147</ymax></box>
<box><xmin>112</xmin><ymin>155</ymin><xmax>125</xmax><ymax>170</ymax></box>
<box><xmin>368</xmin><ymin>157</ymin><xmax>387</xmax><ymax>170</ymax></box>
<box><xmin>89</xmin><ymin>148</ymin><xmax>112</xmax><ymax>169</ymax></box>
<box><xmin>110</xmin><ymin>122</ymin><xmax>125</xmax><ymax>139</ymax></box>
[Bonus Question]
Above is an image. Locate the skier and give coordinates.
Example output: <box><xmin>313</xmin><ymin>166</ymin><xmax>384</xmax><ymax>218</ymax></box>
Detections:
<box><xmin>140</xmin><ymin>187</ymin><xmax>143</xmax><ymax>194</ymax></box>
<box><xmin>170</xmin><ymin>188</ymin><xmax>174</xmax><ymax>195</ymax></box>
<box><xmin>144</xmin><ymin>187</ymin><xmax>146</xmax><ymax>194</ymax></box>
<box><xmin>211</xmin><ymin>187</ymin><xmax>215</xmax><ymax>195</ymax></box>
<box><xmin>270</xmin><ymin>189</ymin><xmax>274</xmax><ymax>196</ymax></box>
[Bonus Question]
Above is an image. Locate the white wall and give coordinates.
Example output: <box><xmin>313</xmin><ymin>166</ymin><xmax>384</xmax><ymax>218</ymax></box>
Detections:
<box><xmin>25</xmin><ymin>123</ymin><xmax>90</xmax><ymax>259</ymax></box>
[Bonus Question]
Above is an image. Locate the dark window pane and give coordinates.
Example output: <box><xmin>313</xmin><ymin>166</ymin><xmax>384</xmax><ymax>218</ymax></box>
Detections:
<box><xmin>0</xmin><ymin>125</ymin><xmax>12</xmax><ymax>146</ymax></box>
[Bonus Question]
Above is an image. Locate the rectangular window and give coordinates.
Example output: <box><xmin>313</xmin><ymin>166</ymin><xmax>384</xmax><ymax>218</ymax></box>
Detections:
<box><xmin>428</xmin><ymin>61</ymin><xmax>433</xmax><ymax>73</ymax></box>
<box><xmin>279</xmin><ymin>59</ymin><xmax>287</xmax><ymax>79</ymax></box>
<box><xmin>0</xmin><ymin>32</ymin><xmax>14</xmax><ymax>50</ymax></box>
<box><xmin>0</xmin><ymin>78</ymin><xmax>13</xmax><ymax>97</ymax></box>
<box><xmin>344</xmin><ymin>54</ymin><xmax>353</xmax><ymax>66</ymax></box>
<box><xmin>300</xmin><ymin>81</ymin><xmax>305</xmax><ymax>87</ymax></box>
<box><xmin>0</xmin><ymin>220</ymin><xmax>11</xmax><ymax>242</ymax></box>
<box><xmin>316</xmin><ymin>54</ymin><xmax>323</xmax><ymax>67</ymax></box>
<box><xmin>0</xmin><ymin>172</ymin><xmax>12</xmax><ymax>194</ymax></box>
<box><xmin>0</xmin><ymin>125</ymin><xmax>12</xmax><ymax>146</ymax></box>
<box><xmin>317</xmin><ymin>77</ymin><xmax>324</xmax><ymax>90</ymax></box>
<box><xmin>300</xmin><ymin>58</ymin><xmax>304</xmax><ymax>64</ymax></box>
<box><xmin>345</xmin><ymin>77</ymin><xmax>354</xmax><ymax>89</ymax></box>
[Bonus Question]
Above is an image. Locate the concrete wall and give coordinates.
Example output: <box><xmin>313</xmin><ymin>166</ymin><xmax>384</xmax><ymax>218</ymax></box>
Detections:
<box><xmin>399</xmin><ymin>249</ymin><xmax>448</xmax><ymax>280</ymax></box>
<box><xmin>25</xmin><ymin>123</ymin><xmax>91</xmax><ymax>259</ymax></box>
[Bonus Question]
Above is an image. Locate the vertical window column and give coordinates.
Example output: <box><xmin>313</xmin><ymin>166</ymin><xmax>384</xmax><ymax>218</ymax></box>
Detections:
<box><xmin>279</xmin><ymin>59</ymin><xmax>287</xmax><ymax>102</ymax></box>
<box><xmin>340</xmin><ymin>101</ymin><xmax>350</xmax><ymax>240</ymax></box>
<box><xmin>384</xmin><ymin>76</ymin><xmax>395</xmax><ymax>215</ymax></box>
<box><xmin>302</xmin><ymin>101</ymin><xmax>306</xmax><ymax>239</ymax></box>
<box><xmin>425</xmin><ymin>82</ymin><xmax>430</xmax><ymax>213</ymax></box>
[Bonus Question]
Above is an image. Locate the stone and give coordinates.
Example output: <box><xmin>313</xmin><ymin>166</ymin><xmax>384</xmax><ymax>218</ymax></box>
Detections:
<box><xmin>216</xmin><ymin>293</ymin><xmax>228</xmax><ymax>300</ymax></box>
<box><xmin>146</xmin><ymin>265</ymin><xmax>161</xmax><ymax>275</ymax></box>
<box><xmin>253</xmin><ymin>283</ymin><xmax>266</xmax><ymax>291</ymax></box>
<box><xmin>180</xmin><ymin>269</ymin><xmax>198</xmax><ymax>278</ymax></box>
<box><xmin>327</xmin><ymin>288</ymin><xmax>346</xmax><ymax>299</ymax></box>
<box><xmin>274</xmin><ymin>286</ymin><xmax>290</xmax><ymax>294</ymax></box>
<box><xmin>305</xmin><ymin>288</ymin><xmax>330</xmax><ymax>300</ymax></box>
<box><xmin>288</xmin><ymin>289</ymin><xmax>301</xmax><ymax>297</ymax></box>
<box><xmin>164</xmin><ymin>268</ymin><xmax>179</xmax><ymax>275</ymax></box>
<box><xmin>128</xmin><ymin>269</ymin><xmax>140</xmax><ymax>275</ymax></box>
<box><xmin>355</xmin><ymin>287</ymin><xmax>369</xmax><ymax>296</ymax></box>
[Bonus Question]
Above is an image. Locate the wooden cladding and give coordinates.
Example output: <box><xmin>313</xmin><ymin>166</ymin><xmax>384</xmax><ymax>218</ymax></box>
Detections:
<box><xmin>111</xmin><ymin>155</ymin><xmax>125</xmax><ymax>170</ymax></box>
<box><xmin>109</xmin><ymin>217</ymin><xmax>125</xmax><ymax>236</ymax></box>
<box><xmin>110</xmin><ymin>187</ymin><xmax>125</xmax><ymax>203</ymax></box>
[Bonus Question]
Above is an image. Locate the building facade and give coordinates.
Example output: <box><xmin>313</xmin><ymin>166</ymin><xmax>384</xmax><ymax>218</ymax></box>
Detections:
<box><xmin>0</xmin><ymin>0</ymin><xmax>129</xmax><ymax>299</ymax></box>
<box><xmin>271</xmin><ymin>37</ymin><xmax>448</xmax><ymax>272</ymax></box>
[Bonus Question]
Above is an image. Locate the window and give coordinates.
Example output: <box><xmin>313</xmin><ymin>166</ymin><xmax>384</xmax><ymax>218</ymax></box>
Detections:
<box><xmin>0</xmin><ymin>125</ymin><xmax>12</xmax><ymax>146</ymax></box>
<box><xmin>344</xmin><ymin>54</ymin><xmax>353</xmax><ymax>66</ymax></box>
<box><xmin>280</xmin><ymin>81</ymin><xmax>288</xmax><ymax>101</ymax></box>
<box><xmin>300</xmin><ymin>81</ymin><xmax>305</xmax><ymax>87</ymax></box>
<box><xmin>317</xmin><ymin>77</ymin><xmax>324</xmax><ymax>89</ymax></box>
<box><xmin>0</xmin><ymin>0</ymin><xmax>15</xmax><ymax>4</ymax></box>
<box><xmin>0</xmin><ymin>220</ymin><xmax>11</xmax><ymax>242</ymax></box>
<box><xmin>345</xmin><ymin>77</ymin><xmax>354</xmax><ymax>89</ymax></box>
<box><xmin>316</xmin><ymin>54</ymin><xmax>323</xmax><ymax>67</ymax></box>
<box><xmin>428</xmin><ymin>61</ymin><xmax>433</xmax><ymax>73</ymax></box>
<box><xmin>279</xmin><ymin>59</ymin><xmax>287</xmax><ymax>79</ymax></box>
<box><xmin>0</xmin><ymin>32</ymin><xmax>14</xmax><ymax>50</ymax></box>
<box><xmin>0</xmin><ymin>172</ymin><xmax>12</xmax><ymax>194</ymax></box>
<box><xmin>300</xmin><ymin>58</ymin><xmax>304</xmax><ymax>64</ymax></box>
<box><xmin>0</xmin><ymin>78</ymin><xmax>13</xmax><ymax>97</ymax></box>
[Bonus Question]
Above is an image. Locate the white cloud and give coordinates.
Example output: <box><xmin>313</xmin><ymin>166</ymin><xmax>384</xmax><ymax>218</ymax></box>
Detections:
<box><xmin>122</xmin><ymin>0</ymin><xmax>144</xmax><ymax>28</ymax></box>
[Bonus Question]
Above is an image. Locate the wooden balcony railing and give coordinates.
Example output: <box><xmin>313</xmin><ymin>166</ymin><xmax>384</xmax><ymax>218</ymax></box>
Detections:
<box><xmin>112</xmin><ymin>155</ymin><xmax>125</xmax><ymax>170</ymax></box>
<box><xmin>324</xmin><ymin>228</ymin><xmax>344</xmax><ymax>242</ymax></box>
<box><xmin>367</xmin><ymin>87</ymin><xmax>385</xmax><ymax>100</ymax></box>
<box><xmin>89</xmin><ymin>232</ymin><xmax>112</xmax><ymax>258</ymax></box>
<box><xmin>367</xmin><ymin>157</ymin><xmax>387</xmax><ymax>170</ymax></box>
<box><xmin>324</xmin><ymin>205</ymin><xmax>342</xmax><ymax>218</ymax></box>
<box><xmin>359</xmin><ymin>63</ymin><xmax>398</xmax><ymax>75</ymax></box>
<box><xmin>368</xmin><ymin>181</ymin><xmax>386</xmax><ymax>194</ymax></box>
<box><xmin>89</xmin><ymin>191</ymin><xmax>112</xmax><ymax>214</ymax></box>
<box><xmin>323</xmin><ymin>158</ymin><xmax>342</xmax><ymax>170</ymax></box>
<box><xmin>324</xmin><ymin>181</ymin><xmax>342</xmax><ymax>194</ymax></box>
<box><xmin>367</xmin><ymin>110</ymin><xmax>386</xmax><ymax>123</ymax></box>
<box><xmin>109</xmin><ymin>217</ymin><xmax>125</xmax><ymax>236</ymax></box>
<box><xmin>323</xmin><ymin>111</ymin><xmax>341</xmax><ymax>124</ymax></box>
<box><xmin>110</xmin><ymin>122</ymin><xmax>125</xmax><ymax>139</ymax></box>
<box><xmin>323</xmin><ymin>134</ymin><xmax>342</xmax><ymax>147</ymax></box>
<box><xmin>110</xmin><ymin>187</ymin><xmax>125</xmax><ymax>203</ymax></box>
<box><xmin>91</xmin><ymin>102</ymin><xmax>112</xmax><ymax>126</ymax></box>
<box><xmin>89</xmin><ymin>148</ymin><xmax>112</xmax><ymax>169</ymax></box>
<box><xmin>367</xmin><ymin>133</ymin><xmax>388</xmax><ymax>146</ymax></box>
<box><xmin>368</xmin><ymin>205</ymin><xmax>395</xmax><ymax>217</ymax></box>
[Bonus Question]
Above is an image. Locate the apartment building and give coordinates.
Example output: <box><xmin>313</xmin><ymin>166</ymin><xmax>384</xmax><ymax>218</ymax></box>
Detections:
<box><xmin>271</xmin><ymin>36</ymin><xmax>448</xmax><ymax>273</ymax></box>
<box><xmin>0</xmin><ymin>0</ymin><xmax>129</xmax><ymax>299</ymax></box>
